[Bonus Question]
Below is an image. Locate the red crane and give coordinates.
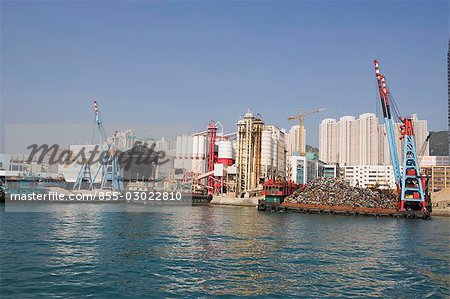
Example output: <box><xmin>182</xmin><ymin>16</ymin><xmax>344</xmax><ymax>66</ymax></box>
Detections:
<box><xmin>374</xmin><ymin>60</ymin><xmax>430</xmax><ymax>212</ymax></box>
<box><xmin>207</xmin><ymin>121</ymin><xmax>217</xmax><ymax>192</ymax></box>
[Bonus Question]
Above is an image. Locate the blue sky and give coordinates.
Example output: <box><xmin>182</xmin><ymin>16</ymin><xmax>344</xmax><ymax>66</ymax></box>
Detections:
<box><xmin>1</xmin><ymin>0</ymin><xmax>448</xmax><ymax>150</ymax></box>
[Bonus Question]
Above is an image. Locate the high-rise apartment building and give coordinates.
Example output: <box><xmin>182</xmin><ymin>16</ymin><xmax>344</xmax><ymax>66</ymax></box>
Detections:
<box><xmin>319</xmin><ymin>113</ymin><xmax>428</xmax><ymax>166</ymax></box>
<box><xmin>338</xmin><ymin>116</ymin><xmax>355</xmax><ymax>166</ymax></box>
<box><xmin>319</xmin><ymin>118</ymin><xmax>338</xmax><ymax>164</ymax></box>
<box><xmin>358</xmin><ymin>113</ymin><xmax>379</xmax><ymax>165</ymax></box>
<box><xmin>377</xmin><ymin>124</ymin><xmax>389</xmax><ymax>165</ymax></box>
<box><xmin>411</xmin><ymin>114</ymin><xmax>429</xmax><ymax>157</ymax></box>
<box><xmin>285</xmin><ymin>125</ymin><xmax>306</xmax><ymax>156</ymax></box>
<box><xmin>108</xmin><ymin>129</ymin><xmax>135</xmax><ymax>149</ymax></box>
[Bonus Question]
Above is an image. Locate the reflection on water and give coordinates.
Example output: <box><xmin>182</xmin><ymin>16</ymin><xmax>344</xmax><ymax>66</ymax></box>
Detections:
<box><xmin>1</xmin><ymin>204</ymin><xmax>449</xmax><ymax>298</ymax></box>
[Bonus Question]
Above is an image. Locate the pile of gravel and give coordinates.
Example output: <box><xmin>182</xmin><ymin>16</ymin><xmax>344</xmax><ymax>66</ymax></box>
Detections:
<box><xmin>285</xmin><ymin>178</ymin><xmax>398</xmax><ymax>209</ymax></box>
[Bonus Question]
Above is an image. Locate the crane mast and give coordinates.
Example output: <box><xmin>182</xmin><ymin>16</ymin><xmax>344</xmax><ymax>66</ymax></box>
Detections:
<box><xmin>374</xmin><ymin>60</ymin><xmax>427</xmax><ymax>212</ymax></box>
<box><xmin>73</xmin><ymin>100</ymin><xmax>102</xmax><ymax>190</ymax></box>
<box><xmin>93</xmin><ymin>100</ymin><xmax>124</xmax><ymax>192</ymax></box>
<box><xmin>74</xmin><ymin>100</ymin><xmax>124</xmax><ymax>192</ymax></box>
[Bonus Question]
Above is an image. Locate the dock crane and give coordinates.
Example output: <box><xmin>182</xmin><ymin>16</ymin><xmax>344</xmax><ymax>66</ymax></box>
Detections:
<box><xmin>288</xmin><ymin>108</ymin><xmax>324</xmax><ymax>156</ymax></box>
<box><xmin>73</xmin><ymin>100</ymin><xmax>124</xmax><ymax>192</ymax></box>
<box><xmin>374</xmin><ymin>60</ymin><xmax>430</xmax><ymax>212</ymax></box>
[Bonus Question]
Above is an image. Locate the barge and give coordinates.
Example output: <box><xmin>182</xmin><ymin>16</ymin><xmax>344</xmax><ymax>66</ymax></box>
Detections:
<box><xmin>257</xmin><ymin>180</ymin><xmax>431</xmax><ymax>220</ymax></box>
<box><xmin>258</xmin><ymin>201</ymin><xmax>431</xmax><ymax>219</ymax></box>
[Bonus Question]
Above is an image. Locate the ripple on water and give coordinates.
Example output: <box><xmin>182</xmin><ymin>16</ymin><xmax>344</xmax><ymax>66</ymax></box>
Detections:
<box><xmin>0</xmin><ymin>205</ymin><xmax>449</xmax><ymax>298</ymax></box>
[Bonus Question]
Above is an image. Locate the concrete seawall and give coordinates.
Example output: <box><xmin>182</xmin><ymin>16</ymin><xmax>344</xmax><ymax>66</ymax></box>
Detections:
<box><xmin>211</xmin><ymin>195</ymin><xmax>261</xmax><ymax>207</ymax></box>
<box><xmin>431</xmin><ymin>209</ymin><xmax>450</xmax><ymax>217</ymax></box>
<box><xmin>431</xmin><ymin>189</ymin><xmax>450</xmax><ymax>217</ymax></box>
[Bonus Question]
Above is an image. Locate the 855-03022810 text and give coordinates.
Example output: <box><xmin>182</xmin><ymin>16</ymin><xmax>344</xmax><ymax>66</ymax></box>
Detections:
<box><xmin>8</xmin><ymin>191</ymin><xmax>184</xmax><ymax>202</ymax></box>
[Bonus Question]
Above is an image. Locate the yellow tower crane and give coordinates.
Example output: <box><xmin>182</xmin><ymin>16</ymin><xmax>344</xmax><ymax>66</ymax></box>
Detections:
<box><xmin>287</xmin><ymin>108</ymin><xmax>325</xmax><ymax>156</ymax></box>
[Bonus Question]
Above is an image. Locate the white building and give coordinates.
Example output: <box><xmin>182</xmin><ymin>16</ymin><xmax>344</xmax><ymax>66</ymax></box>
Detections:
<box><xmin>338</xmin><ymin>116</ymin><xmax>356</xmax><ymax>166</ymax></box>
<box><xmin>288</xmin><ymin>156</ymin><xmax>325</xmax><ymax>184</ymax></box>
<box><xmin>152</xmin><ymin>137</ymin><xmax>170</xmax><ymax>152</ymax></box>
<box><xmin>419</xmin><ymin>156</ymin><xmax>450</xmax><ymax>167</ymax></box>
<box><xmin>286</xmin><ymin>125</ymin><xmax>306</xmax><ymax>156</ymax></box>
<box><xmin>343</xmin><ymin>165</ymin><xmax>396</xmax><ymax>189</ymax></box>
<box><xmin>261</xmin><ymin>125</ymin><xmax>286</xmax><ymax>179</ymax></box>
<box><xmin>411</xmin><ymin>114</ymin><xmax>429</xmax><ymax>156</ymax></box>
<box><xmin>0</xmin><ymin>154</ymin><xmax>10</xmax><ymax>171</ymax></box>
<box><xmin>358</xmin><ymin>113</ymin><xmax>379</xmax><ymax>165</ymax></box>
<box><xmin>109</xmin><ymin>129</ymin><xmax>135</xmax><ymax>150</ymax></box>
<box><xmin>319</xmin><ymin>113</ymin><xmax>428</xmax><ymax>167</ymax></box>
<box><xmin>377</xmin><ymin>124</ymin><xmax>390</xmax><ymax>166</ymax></box>
<box><xmin>319</xmin><ymin>118</ymin><xmax>338</xmax><ymax>164</ymax></box>
<box><xmin>323</xmin><ymin>164</ymin><xmax>338</xmax><ymax>178</ymax></box>
<box><xmin>378</xmin><ymin>120</ymin><xmax>427</xmax><ymax>167</ymax></box>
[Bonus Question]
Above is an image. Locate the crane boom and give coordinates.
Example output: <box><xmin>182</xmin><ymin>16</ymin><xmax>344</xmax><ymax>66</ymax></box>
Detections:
<box><xmin>374</xmin><ymin>60</ymin><xmax>428</xmax><ymax>212</ymax></box>
<box><xmin>374</xmin><ymin>61</ymin><xmax>402</xmax><ymax>184</ymax></box>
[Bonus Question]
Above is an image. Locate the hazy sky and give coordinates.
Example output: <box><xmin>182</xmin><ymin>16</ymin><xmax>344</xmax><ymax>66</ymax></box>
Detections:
<box><xmin>1</xmin><ymin>0</ymin><xmax>448</xmax><ymax>152</ymax></box>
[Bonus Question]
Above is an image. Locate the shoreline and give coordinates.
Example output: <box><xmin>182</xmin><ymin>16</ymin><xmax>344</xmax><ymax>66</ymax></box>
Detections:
<box><xmin>431</xmin><ymin>209</ymin><xmax>450</xmax><ymax>217</ymax></box>
<box><xmin>210</xmin><ymin>195</ymin><xmax>260</xmax><ymax>207</ymax></box>
<box><xmin>210</xmin><ymin>195</ymin><xmax>450</xmax><ymax>218</ymax></box>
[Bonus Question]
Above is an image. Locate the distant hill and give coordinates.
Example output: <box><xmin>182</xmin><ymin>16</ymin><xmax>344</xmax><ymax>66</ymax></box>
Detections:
<box><xmin>429</xmin><ymin>131</ymin><xmax>449</xmax><ymax>156</ymax></box>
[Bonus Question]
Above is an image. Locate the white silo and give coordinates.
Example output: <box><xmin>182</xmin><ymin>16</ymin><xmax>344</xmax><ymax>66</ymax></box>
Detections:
<box><xmin>176</xmin><ymin>136</ymin><xmax>182</xmax><ymax>159</ymax></box>
<box><xmin>192</xmin><ymin>135</ymin><xmax>199</xmax><ymax>159</ymax></box>
<box><xmin>217</xmin><ymin>140</ymin><xmax>234</xmax><ymax>166</ymax></box>
<box><xmin>187</xmin><ymin>135</ymin><xmax>193</xmax><ymax>157</ymax></box>
<box><xmin>232</xmin><ymin>140</ymin><xmax>237</xmax><ymax>160</ymax></box>
<box><xmin>261</xmin><ymin>130</ymin><xmax>273</xmax><ymax>178</ymax></box>
<box><xmin>198</xmin><ymin>135</ymin><xmax>206</xmax><ymax>160</ymax></box>
<box><xmin>174</xmin><ymin>158</ymin><xmax>181</xmax><ymax>169</ymax></box>
<box><xmin>181</xmin><ymin>135</ymin><xmax>188</xmax><ymax>159</ymax></box>
<box><xmin>186</xmin><ymin>135</ymin><xmax>193</xmax><ymax>171</ymax></box>
<box><xmin>261</xmin><ymin>130</ymin><xmax>273</xmax><ymax>165</ymax></box>
<box><xmin>199</xmin><ymin>135</ymin><xmax>207</xmax><ymax>174</ymax></box>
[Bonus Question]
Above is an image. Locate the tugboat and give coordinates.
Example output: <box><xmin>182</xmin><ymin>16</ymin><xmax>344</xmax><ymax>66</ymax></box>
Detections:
<box><xmin>257</xmin><ymin>179</ymin><xmax>301</xmax><ymax>211</ymax></box>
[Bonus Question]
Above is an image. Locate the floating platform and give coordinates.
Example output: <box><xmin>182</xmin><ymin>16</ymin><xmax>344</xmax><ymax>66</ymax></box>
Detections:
<box><xmin>257</xmin><ymin>200</ymin><xmax>431</xmax><ymax>220</ymax></box>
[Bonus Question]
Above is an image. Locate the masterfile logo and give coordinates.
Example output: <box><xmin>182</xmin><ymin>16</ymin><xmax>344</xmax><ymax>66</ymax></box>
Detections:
<box><xmin>26</xmin><ymin>141</ymin><xmax>170</xmax><ymax>171</ymax></box>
